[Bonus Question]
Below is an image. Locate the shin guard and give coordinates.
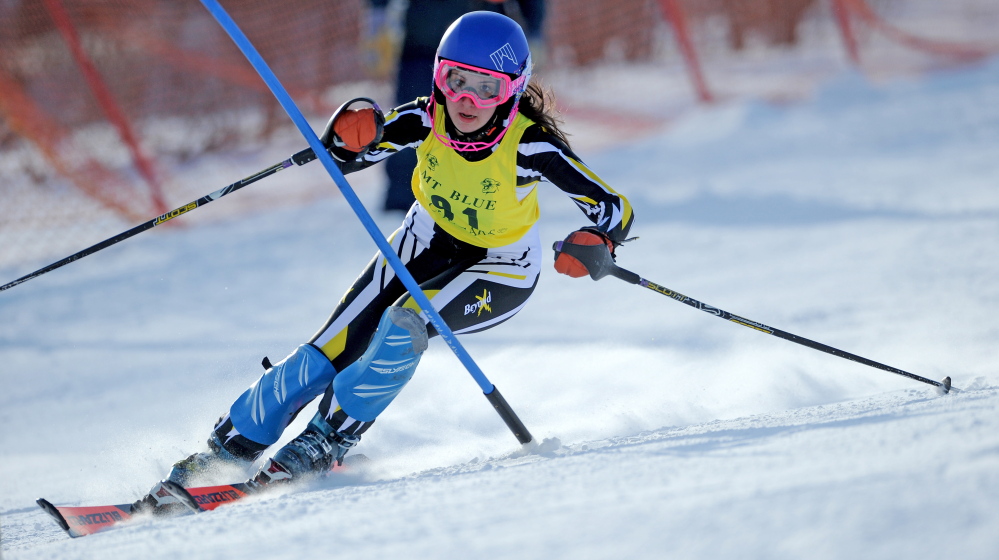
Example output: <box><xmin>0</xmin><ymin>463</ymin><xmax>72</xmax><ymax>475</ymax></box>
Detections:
<box><xmin>328</xmin><ymin>306</ymin><xmax>428</xmax><ymax>423</ymax></box>
<box><xmin>228</xmin><ymin>344</ymin><xmax>337</xmax><ymax>446</ymax></box>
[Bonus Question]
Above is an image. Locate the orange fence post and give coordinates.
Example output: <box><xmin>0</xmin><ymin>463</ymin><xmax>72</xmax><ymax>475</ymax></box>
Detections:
<box><xmin>831</xmin><ymin>0</ymin><xmax>862</xmax><ymax>66</ymax></box>
<box><xmin>658</xmin><ymin>0</ymin><xmax>714</xmax><ymax>103</ymax></box>
<box><xmin>41</xmin><ymin>0</ymin><xmax>168</xmax><ymax>215</ymax></box>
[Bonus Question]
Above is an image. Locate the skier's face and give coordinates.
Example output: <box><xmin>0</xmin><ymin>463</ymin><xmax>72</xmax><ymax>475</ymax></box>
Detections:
<box><xmin>445</xmin><ymin>96</ymin><xmax>496</xmax><ymax>134</ymax></box>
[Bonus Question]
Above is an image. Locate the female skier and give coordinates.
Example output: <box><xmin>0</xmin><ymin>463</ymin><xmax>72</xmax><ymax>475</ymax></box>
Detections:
<box><xmin>156</xmin><ymin>11</ymin><xmax>634</xmax><ymax>492</ymax></box>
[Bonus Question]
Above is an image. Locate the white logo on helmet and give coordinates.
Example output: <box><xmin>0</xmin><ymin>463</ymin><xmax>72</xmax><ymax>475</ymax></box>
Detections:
<box><xmin>489</xmin><ymin>43</ymin><xmax>517</xmax><ymax>72</ymax></box>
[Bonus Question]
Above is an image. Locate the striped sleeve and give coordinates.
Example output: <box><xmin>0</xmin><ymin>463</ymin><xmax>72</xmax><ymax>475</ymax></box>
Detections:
<box><xmin>517</xmin><ymin>125</ymin><xmax>634</xmax><ymax>242</ymax></box>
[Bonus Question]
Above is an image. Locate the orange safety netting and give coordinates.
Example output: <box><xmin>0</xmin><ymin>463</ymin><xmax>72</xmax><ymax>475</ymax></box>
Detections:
<box><xmin>0</xmin><ymin>0</ymin><xmax>364</xmax><ymax>223</ymax></box>
<box><xmin>844</xmin><ymin>0</ymin><xmax>997</xmax><ymax>62</ymax></box>
<box><xmin>3</xmin><ymin>0</ymin><xmax>998</xmax><ymax>269</ymax></box>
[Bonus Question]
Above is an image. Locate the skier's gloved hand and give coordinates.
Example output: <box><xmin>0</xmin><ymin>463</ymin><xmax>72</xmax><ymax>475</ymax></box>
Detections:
<box><xmin>320</xmin><ymin>98</ymin><xmax>385</xmax><ymax>163</ymax></box>
<box><xmin>553</xmin><ymin>227</ymin><xmax>618</xmax><ymax>278</ymax></box>
<box><xmin>322</xmin><ymin>107</ymin><xmax>384</xmax><ymax>153</ymax></box>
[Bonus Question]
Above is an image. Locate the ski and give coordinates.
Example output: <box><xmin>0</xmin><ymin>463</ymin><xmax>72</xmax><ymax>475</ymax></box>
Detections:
<box><xmin>35</xmin><ymin>481</ymin><xmax>242</xmax><ymax>538</ymax></box>
<box><xmin>37</xmin><ymin>454</ymin><xmax>368</xmax><ymax>537</ymax></box>
<box><xmin>159</xmin><ymin>453</ymin><xmax>370</xmax><ymax>514</ymax></box>
<box><xmin>36</xmin><ymin>499</ymin><xmax>140</xmax><ymax>538</ymax></box>
<box><xmin>158</xmin><ymin>480</ymin><xmax>253</xmax><ymax>513</ymax></box>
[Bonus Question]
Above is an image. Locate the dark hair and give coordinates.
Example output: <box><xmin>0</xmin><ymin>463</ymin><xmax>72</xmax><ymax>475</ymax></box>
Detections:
<box><xmin>518</xmin><ymin>82</ymin><xmax>572</xmax><ymax>149</ymax></box>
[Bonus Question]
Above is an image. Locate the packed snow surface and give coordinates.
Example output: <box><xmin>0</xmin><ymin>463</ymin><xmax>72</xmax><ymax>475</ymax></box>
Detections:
<box><xmin>2</xmin><ymin>60</ymin><xmax>999</xmax><ymax>559</ymax></box>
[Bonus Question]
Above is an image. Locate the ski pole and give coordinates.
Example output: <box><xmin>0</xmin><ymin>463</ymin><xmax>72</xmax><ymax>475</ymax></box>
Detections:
<box><xmin>200</xmin><ymin>0</ymin><xmax>533</xmax><ymax>444</ymax></box>
<box><xmin>0</xmin><ymin>148</ymin><xmax>321</xmax><ymax>293</ymax></box>
<box><xmin>554</xmin><ymin>239</ymin><xmax>954</xmax><ymax>394</ymax></box>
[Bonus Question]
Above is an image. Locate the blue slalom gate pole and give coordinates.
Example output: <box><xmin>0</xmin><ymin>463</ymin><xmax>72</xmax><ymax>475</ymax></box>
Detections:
<box><xmin>199</xmin><ymin>0</ymin><xmax>532</xmax><ymax>444</ymax></box>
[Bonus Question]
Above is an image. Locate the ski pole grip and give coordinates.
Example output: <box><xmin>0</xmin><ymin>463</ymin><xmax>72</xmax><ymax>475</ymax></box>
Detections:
<box><xmin>553</xmin><ymin>239</ymin><xmax>641</xmax><ymax>285</ymax></box>
<box><xmin>291</xmin><ymin>147</ymin><xmax>317</xmax><ymax>166</ymax></box>
<box><xmin>485</xmin><ymin>386</ymin><xmax>533</xmax><ymax>444</ymax></box>
<box><xmin>553</xmin><ymin>240</ymin><xmax>615</xmax><ymax>280</ymax></box>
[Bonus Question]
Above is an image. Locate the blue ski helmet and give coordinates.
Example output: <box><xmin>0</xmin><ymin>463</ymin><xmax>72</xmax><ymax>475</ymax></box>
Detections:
<box><xmin>436</xmin><ymin>11</ymin><xmax>532</xmax><ymax>81</ymax></box>
<box><xmin>430</xmin><ymin>11</ymin><xmax>533</xmax><ymax>151</ymax></box>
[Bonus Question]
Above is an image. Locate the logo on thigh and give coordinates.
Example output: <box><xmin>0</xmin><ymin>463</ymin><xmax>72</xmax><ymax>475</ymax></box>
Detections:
<box><xmin>464</xmin><ymin>289</ymin><xmax>493</xmax><ymax>316</ymax></box>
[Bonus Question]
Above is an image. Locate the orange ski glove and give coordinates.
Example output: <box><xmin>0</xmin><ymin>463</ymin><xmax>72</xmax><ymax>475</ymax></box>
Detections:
<box><xmin>331</xmin><ymin>108</ymin><xmax>381</xmax><ymax>152</ymax></box>
<box><xmin>553</xmin><ymin>228</ymin><xmax>617</xmax><ymax>278</ymax></box>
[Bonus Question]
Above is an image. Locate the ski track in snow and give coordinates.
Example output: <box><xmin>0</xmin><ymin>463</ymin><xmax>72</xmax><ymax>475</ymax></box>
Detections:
<box><xmin>3</xmin><ymin>58</ymin><xmax>999</xmax><ymax>559</ymax></box>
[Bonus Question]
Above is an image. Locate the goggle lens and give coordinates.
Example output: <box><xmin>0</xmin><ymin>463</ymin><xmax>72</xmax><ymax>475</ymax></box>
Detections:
<box><xmin>436</xmin><ymin>62</ymin><xmax>518</xmax><ymax>109</ymax></box>
<box><xmin>445</xmin><ymin>68</ymin><xmax>503</xmax><ymax>101</ymax></box>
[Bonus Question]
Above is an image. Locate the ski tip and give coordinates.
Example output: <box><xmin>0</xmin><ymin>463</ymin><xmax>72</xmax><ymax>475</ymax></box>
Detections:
<box><xmin>36</xmin><ymin>498</ymin><xmax>71</xmax><ymax>532</ymax></box>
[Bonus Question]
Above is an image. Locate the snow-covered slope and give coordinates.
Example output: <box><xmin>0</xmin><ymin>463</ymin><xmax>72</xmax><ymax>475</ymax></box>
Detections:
<box><xmin>2</xmin><ymin>59</ymin><xmax>998</xmax><ymax>559</ymax></box>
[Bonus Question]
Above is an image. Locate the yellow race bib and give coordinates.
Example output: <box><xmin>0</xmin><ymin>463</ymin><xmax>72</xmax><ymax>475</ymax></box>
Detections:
<box><xmin>412</xmin><ymin>104</ymin><xmax>539</xmax><ymax>248</ymax></box>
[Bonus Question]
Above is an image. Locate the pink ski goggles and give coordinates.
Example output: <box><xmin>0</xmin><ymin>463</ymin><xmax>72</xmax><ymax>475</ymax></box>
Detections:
<box><xmin>434</xmin><ymin>60</ymin><xmax>527</xmax><ymax>109</ymax></box>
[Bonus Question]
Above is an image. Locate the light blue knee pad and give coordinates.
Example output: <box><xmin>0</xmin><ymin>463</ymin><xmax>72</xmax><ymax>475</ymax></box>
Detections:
<box><xmin>332</xmin><ymin>306</ymin><xmax>428</xmax><ymax>422</ymax></box>
<box><xmin>229</xmin><ymin>343</ymin><xmax>336</xmax><ymax>446</ymax></box>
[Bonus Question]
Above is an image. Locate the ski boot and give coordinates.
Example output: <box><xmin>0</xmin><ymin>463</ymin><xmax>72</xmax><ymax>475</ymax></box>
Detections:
<box><xmin>248</xmin><ymin>412</ymin><xmax>360</xmax><ymax>489</ymax></box>
<box><xmin>164</xmin><ymin>431</ymin><xmax>255</xmax><ymax>487</ymax></box>
<box><xmin>132</xmin><ymin>431</ymin><xmax>256</xmax><ymax>514</ymax></box>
